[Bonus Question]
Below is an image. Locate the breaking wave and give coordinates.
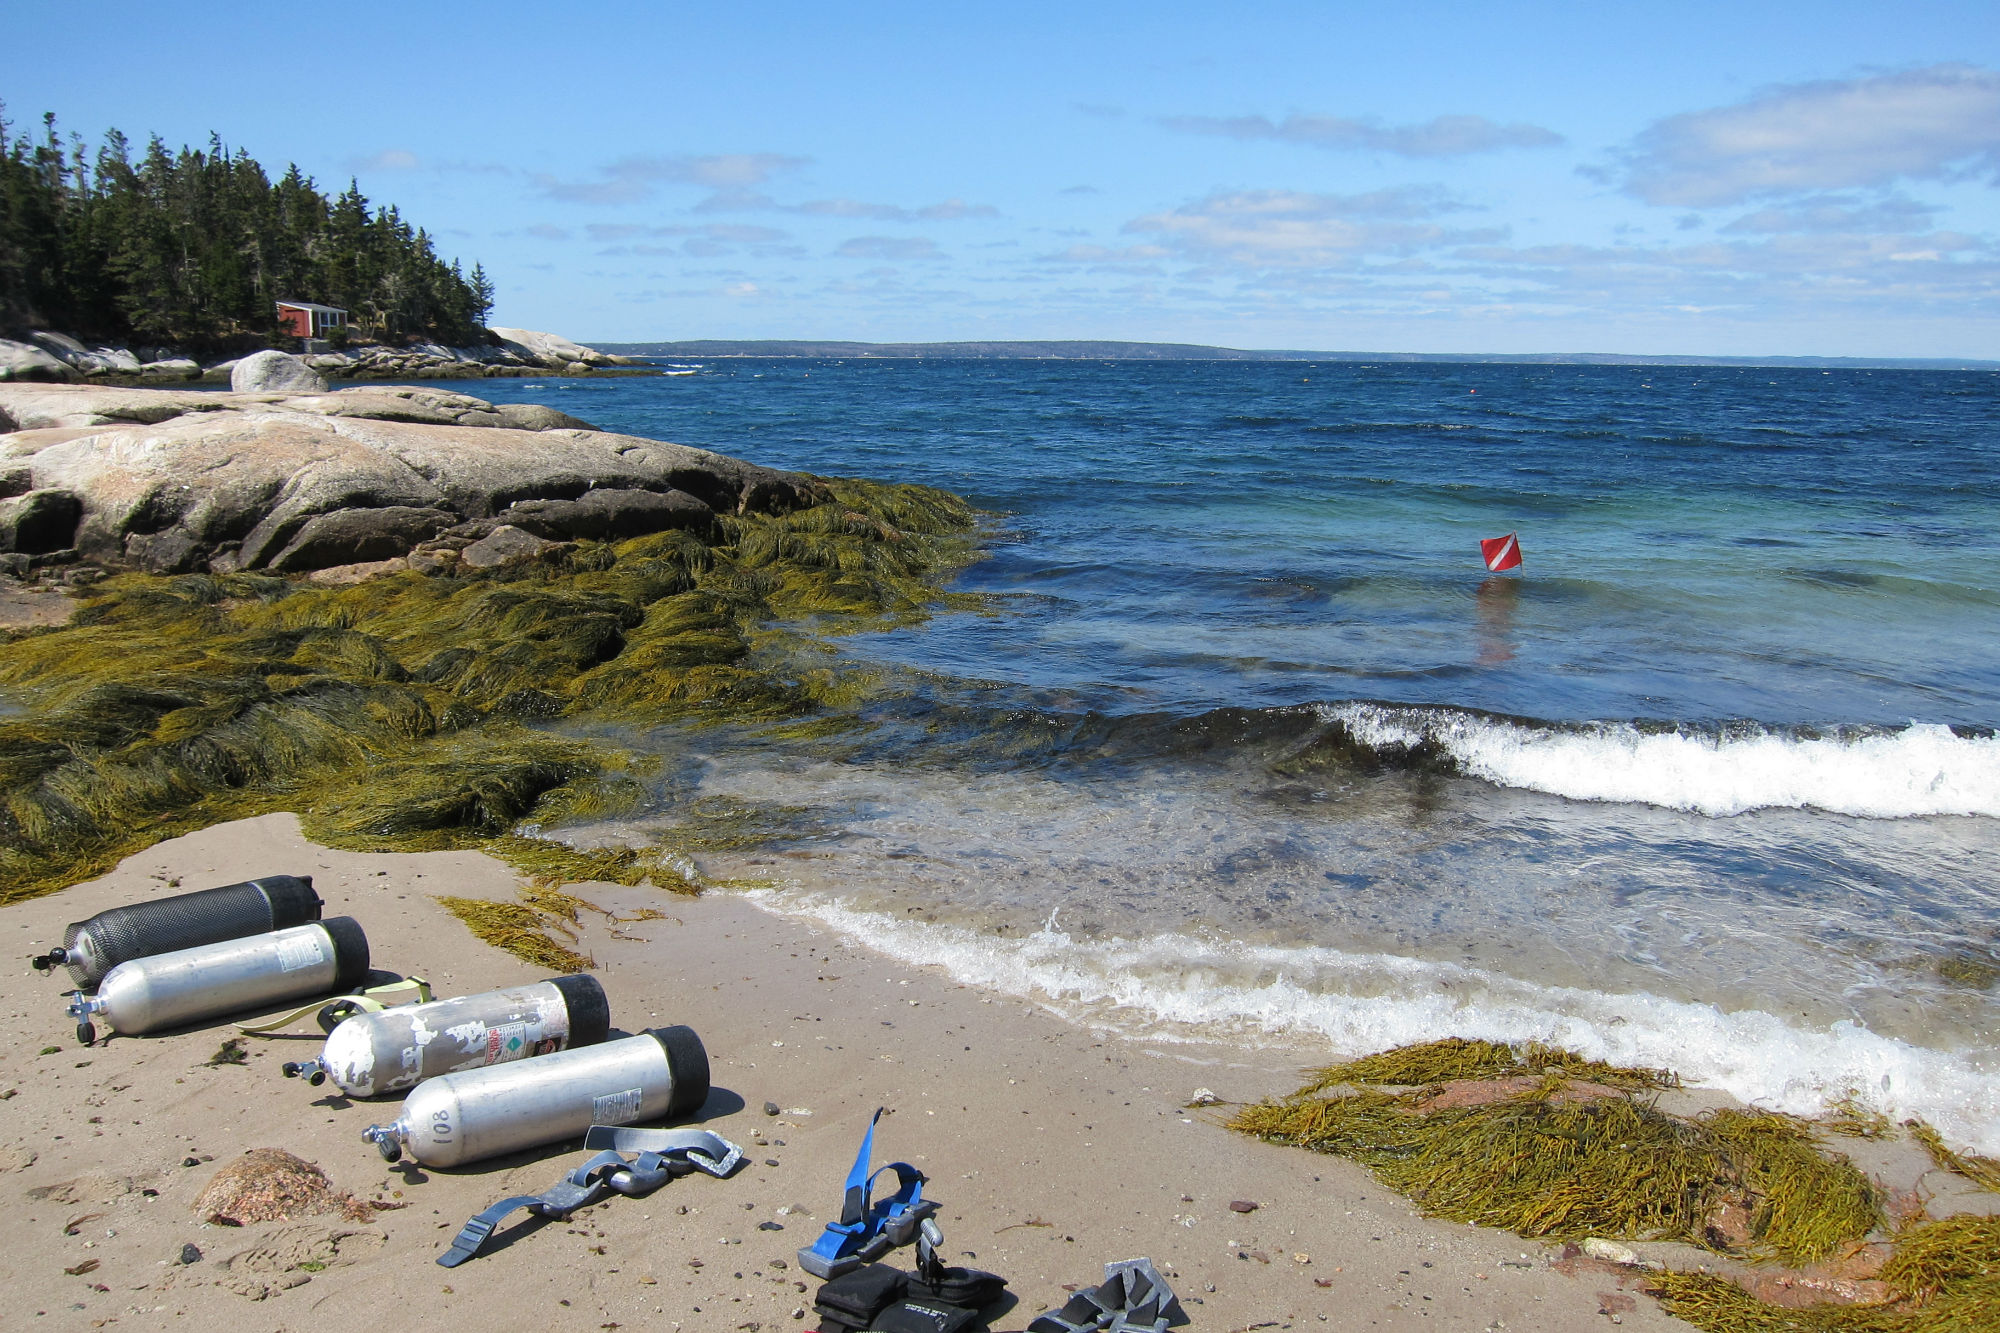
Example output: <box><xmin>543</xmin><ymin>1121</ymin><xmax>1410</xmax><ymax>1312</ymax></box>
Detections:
<box><xmin>744</xmin><ymin>889</ymin><xmax>2000</xmax><ymax>1155</ymax></box>
<box><xmin>1325</xmin><ymin>703</ymin><xmax>2000</xmax><ymax>819</ymax></box>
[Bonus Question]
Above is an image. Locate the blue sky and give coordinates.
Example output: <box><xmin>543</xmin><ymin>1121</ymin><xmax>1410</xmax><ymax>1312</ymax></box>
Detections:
<box><xmin>9</xmin><ymin>1</ymin><xmax>2000</xmax><ymax>355</ymax></box>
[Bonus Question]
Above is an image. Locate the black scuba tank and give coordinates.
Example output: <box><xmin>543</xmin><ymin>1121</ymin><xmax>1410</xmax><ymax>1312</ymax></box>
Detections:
<box><xmin>31</xmin><ymin>874</ymin><xmax>323</xmax><ymax>990</ymax></box>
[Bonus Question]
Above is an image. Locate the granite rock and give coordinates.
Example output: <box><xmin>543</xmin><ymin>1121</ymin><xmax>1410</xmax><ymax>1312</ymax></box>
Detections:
<box><xmin>0</xmin><ymin>382</ymin><xmax>824</xmax><ymax>574</ymax></box>
<box><xmin>232</xmin><ymin>350</ymin><xmax>330</xmax><ymax>394</ymax></box>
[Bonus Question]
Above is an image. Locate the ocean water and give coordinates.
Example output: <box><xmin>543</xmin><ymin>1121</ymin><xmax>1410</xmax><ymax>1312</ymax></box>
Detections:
<box><xmin>471</xmin><ymin>360</ymin><xmax>2000</xmax><ymax>1150</ymax></box>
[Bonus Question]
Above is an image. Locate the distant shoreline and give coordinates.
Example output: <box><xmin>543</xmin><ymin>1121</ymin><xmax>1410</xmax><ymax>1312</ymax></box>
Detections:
<box><xmin>600</xmin><ymin>337</ymin><xmax>2000</xmax><ymax>371</ymax></box>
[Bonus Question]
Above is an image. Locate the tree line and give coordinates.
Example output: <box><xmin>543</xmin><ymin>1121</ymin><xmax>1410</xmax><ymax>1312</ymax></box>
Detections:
<box><xmin>0</xmin><ymin>106</ymin><xmax>494</xmax><ymax>352</ymax></box>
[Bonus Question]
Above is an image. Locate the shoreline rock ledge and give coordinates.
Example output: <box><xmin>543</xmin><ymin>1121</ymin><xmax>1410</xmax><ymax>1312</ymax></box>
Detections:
<box><xmin>0</xmin><ymin>365</ymin><xmax>825</xmax><ymax>577</ymax></box>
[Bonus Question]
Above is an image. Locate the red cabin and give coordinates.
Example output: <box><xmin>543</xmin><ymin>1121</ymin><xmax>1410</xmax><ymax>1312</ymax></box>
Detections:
<box><xmin>276</xmin><ymin>301</ymin><xmax>347</xmax><ymax>340</ymax></box>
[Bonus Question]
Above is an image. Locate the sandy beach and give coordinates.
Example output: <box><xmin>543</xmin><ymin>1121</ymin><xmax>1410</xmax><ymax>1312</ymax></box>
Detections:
<box><xmin>0</xmin><ymin>812</ymin><xmax>1776</xmax><ymax>1332</ymax></box>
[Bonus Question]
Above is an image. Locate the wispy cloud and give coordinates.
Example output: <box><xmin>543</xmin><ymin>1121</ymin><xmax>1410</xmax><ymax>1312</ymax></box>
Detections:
<box><xmin>1615</xmin><ymin>64</ymin><xmax>2000</xmax><ymax>207</ymax></box>
<box><xmin>1120</xmin><ymin>187</ymin><xmax>1496</xmax><ymax>268</ymax></box>
<box><xmin>348</xmin><ymin>149</ymin><xmax>421</xmax><ymax>171</ymax></box>
<box><xmin>835</xmin><ymin>236</ymin><xmax>945</xmax><ymax>260</ymax></box>
<box><xmin>1452</xmin><ymin>227</ymin><xmax>2000</xmax><ymax>319</ymax></box>
<box><xmin>533</xmin><ymin>153</ymin><xmax>810</xmax><ymax>205</ymax></box>
<box><xmin>1160</xmin><ymin>113</ymin><xmax>1563</xmax><ymax>157</ymax></box>
<box><xmin>791</xmin><ymin>197</ymin><xmax>998</xmax><ymax>221</ymax></box>
<box><xmin>1719</xmin><ymin>193</ymin><xmax>1939</xmax><ymax>234</ymax></box>
<box><xmin>580</xmin><ymin>221</ymin><xmax>799</xmax><ymax>258</ymax></box>
<box><xmin>1075</xmin><ymin>103</ymin><xmax>1125</xmax><ymax>119</ymax></box>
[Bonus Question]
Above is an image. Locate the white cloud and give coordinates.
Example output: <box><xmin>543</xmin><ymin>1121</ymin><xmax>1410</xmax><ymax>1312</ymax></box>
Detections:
<box><xmin>791</xmin><ymin>196</ymin><xmax>998</xmax><ymax>222</ymax></box>
<box><xmin>1160</xmin><ymin>112</ymin><xmax>1562</xmax><ymax>156</ymax></box>
<box><xmin>834</xmin><ymin>236</ymin><xmax>945</xmax><ymax>260</ymax></box>
<box><xmin>1121</xmin><ymin>187</ymin><xmax>1495</xmax><ymax>268</ymax></box>
<box><xmin>534</xmin><ymin>153</ymin><xmax>810</xmax><ymax>205</ymax></box>
<box><xmin>525</xmin><ymin>223</ymin><xmax>571</xmax><ymax>240</ymax></box>
<box><xmin>1719</xmin><ymin>193</ymin><xmax>1938</xmax><ymax>234</ymax></box>
<box><xmin>349</xmin><ymin>149</ymin><xmax>421</xmax><ymax>171</ymax></box>
<box><xmin>1618</xmin><ymin>64</ymin><xmax>2000</xmax><ymax>207</ymax></box>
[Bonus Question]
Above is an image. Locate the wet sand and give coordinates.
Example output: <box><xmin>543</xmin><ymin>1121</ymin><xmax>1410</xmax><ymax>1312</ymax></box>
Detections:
<box><xmin>0</xmin><ymin>812</ymin><xmax>1795</xmax><ymax>1331</ymax></box>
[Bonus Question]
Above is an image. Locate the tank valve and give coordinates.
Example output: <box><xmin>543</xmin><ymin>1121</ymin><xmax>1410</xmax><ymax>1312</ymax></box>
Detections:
<box><xmin>66</xmin><ymin>993</ymin><xmax>102</xmax><ymax>1047</ymax></box>
<box><xmin>30</xmin><ymin>947</ymin><xmax>68</xmax><ymax>974</ymax></box>
<box><xmin>363</xmin><ymin>1121</ymin><xmax>408</xmax><ymax>1163</ymax></box>
<box><xmin>281</xmin><ymin>1059</ymin><xmax>329</xmax><ymax>1086</ymax></box>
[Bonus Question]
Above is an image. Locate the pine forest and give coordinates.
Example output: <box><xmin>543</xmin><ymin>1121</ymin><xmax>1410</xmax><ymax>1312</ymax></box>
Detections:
<box><xmin>0</xmin><ymin>106</ymin><xmax>494</xmax><ymax>352</ymax></box>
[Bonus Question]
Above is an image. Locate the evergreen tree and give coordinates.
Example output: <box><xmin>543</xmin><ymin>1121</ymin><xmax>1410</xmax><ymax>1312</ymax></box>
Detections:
<box><xmin>0</xmin><ymin>107</ymin><xmax>492</xmax><ymax>351</ymax></box>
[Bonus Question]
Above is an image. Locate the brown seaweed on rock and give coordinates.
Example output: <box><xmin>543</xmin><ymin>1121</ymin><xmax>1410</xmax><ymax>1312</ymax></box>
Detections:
<box><xmin>0</xmin><ymin>476</ymin><xmax>978</xmax><ymax>904</ymax></box>
<box><xmin>1232</xmin><ymin>1040</ymin><xmax>2000</xmax><ymax>1333</ymax></box>
<box><xmin>1230</xmin><ymin>1040</ymin><xmax>1877</xmax><ymax>1263</ymax></box>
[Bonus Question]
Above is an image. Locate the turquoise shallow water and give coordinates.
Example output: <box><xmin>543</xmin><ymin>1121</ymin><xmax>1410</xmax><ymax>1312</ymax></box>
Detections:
<box><xmin>468</xmin><ymin>360</ymin><xmax>2000</xmax><ymax>1147</ymax></box>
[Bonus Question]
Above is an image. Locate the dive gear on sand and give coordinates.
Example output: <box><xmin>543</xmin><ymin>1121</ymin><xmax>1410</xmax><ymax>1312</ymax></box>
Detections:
<box><xmin>235</xmin><ymin>976</ymin><xmax>433</xmax><ymax>1036</ymax></box>
<box><xmin>33</xmin><ymin>874</ymin><xmax>323</xmax><ymax>990</ymax></box>
<box><xmin>1026</xmin><ymin>1258</ymin><xmax>1186</xmax><ymax>1333</ymax></box>
<box><xmin>363</xmin><ymin>1025</ymin><xmax>709</xmax><ymax>1166</ymax></box>
<box><xmin>282</xmin><ymin>974</ymin><xmax>607</xmax><ymax>1095</ymax></box>
<box><xmin>65</xmin><ymin>917</ymin><xmax>368</xmax><ymax>1045</ymax></box>
<box><xmin>799</xmin><ymin>1108</ymin><xmax>940</xmax><ymax>1280</ymax></box>
<box><xmin>436</xmin><ymin>1125</ymin><xmax>742</xmax><ymax>1267</ymax></box>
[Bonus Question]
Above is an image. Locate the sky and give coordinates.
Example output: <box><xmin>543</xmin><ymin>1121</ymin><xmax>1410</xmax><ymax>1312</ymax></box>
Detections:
<box><xmin>8</xmin><ymin>1</ymin><xmax>2000</xmax><ymax>356</ymax></box>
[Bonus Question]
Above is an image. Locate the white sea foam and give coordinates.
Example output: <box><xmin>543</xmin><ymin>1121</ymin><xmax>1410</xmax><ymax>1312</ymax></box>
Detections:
<box><xmin>744</xmin><ymin>887</ymin><xmax>2000</xmax><ymax>1155</ymax></box>
<box><xmin>1329</xmin><ymin>704</ymin><xmax>2000</xmax><ymax>818</ymax></box>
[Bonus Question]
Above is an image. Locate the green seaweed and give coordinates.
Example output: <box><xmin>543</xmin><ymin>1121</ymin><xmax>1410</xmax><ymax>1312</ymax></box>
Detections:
<box><xmin>1645</xmin><ymin>1216</ymin><xmax>2000</xmax><ymax>1332</ymax></box>
<box><xmin>1231</xmin><ymin>1042</ymin><xmax>1873</xmax><ymax>1262</ymax></box>
<box><xmin>434</xmin><ymin>894</ymin><xmax>593</xmax><ymax>973</ymax></box>
<box><xmin>1907</xmin><ymin>1121</ymin><xmax>2000</xmax><ymax>1192</ymax></box>
<box><xmin>0</xmin><ymin>477</ymin><xmax>978</xmax><ymax>904</ymax></box>
<box><xmin>1295</xmin><ymin>1036</ymin><xmax>1678</xmax><ymax>1096</ymax></box>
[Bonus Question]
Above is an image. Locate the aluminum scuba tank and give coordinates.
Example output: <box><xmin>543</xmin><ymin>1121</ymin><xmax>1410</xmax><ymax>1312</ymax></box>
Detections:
<box><xmin>32</xmin><ymin>874</ymin><xmax>322</xmax><ymax>990</ymax></box>
<box><xmin>363</xmin><ymin>1026</ymin><xmax>710</xmax><ymax>1167</ymax></box>
<box><xmin>282</xmin><ymin>974</ymin><xmax>610</xmax><ymax>1096</ymax></box>
<box><xmin>66</xmin><ymin>918</ymin><xmax>369</xmax><ymax>1046</ymax></box>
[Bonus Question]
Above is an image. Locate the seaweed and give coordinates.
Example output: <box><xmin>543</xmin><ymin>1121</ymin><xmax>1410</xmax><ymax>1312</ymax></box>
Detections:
<box><xmin>1906</xmin><ymin>1121</ymin><xmax>2000</xmax><ymax>1192</ymax></box>
<box><xmin>434</xmin><ymin>894</ymin><xmax>593</xmax><ymax>973</ymax></box>
<box><xmin>1645</xmin><ymin>1216</ymin><xmax>2000</xmax><ymax>1332</ymax></box>
<box><xmin>1231</xmin><ymin>1041</ymin><xmax>1872</xmax><ymax>1262</ymax></box>
<box><xmin>1295</xmin><ymin>1036</ymin><xmax>1678</xmax><ymax>1096</ymax></box>
<box><xmin>1824</xmin><ymin>1095</ymin><xmax>1899</xmax><ymax>1141</ymax></box>
<box><xmin>1706</xmin><ymin>1109</ymin><xmax>1882</xmax><ymax>1266</ymax></box>
<box><xmin>0</xmin><ymin>476</ymin><xmax>980</xmax><ymax>904</ymax></box>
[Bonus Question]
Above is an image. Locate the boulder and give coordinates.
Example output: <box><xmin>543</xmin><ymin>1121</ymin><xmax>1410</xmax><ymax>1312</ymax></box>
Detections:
<box><xmin>0</xmin><ymin>381</ymin><xmax>824</xmax><ymax>574</ymax></box>
<box><xmin>492</xmin><ymin>402</ymin><xmax>599</xmax><ymax>432</ymax></box>
<box><xmin>0</xmin><ymin>488</ymin><xmax>82</xmax><ymax>554</ymax></box>
<box><xmin>140</xmin><ymin>358</ymin><xmax>201</xmax><ymax>381</ymax></box>
<box><xmin>267</xmin><ymin>505</ymin><xmax>456</xmax><ymax>572</ymax></box>
<box><xmin>497</xmin><ymin>487</ymin><xmax>718</xmax><ymax>542</ymax></box>
<box><xmin>29</xmin><ymin>333</ymin><xmax>143</xmax><ymax>376</ymax></box>
<box><xmin>0</xmin><ymin>339</ymin><xmax>77</xmax><ymax>383</ymax></box>
<box><xmin>459</xmin><ymin>524</ymin><xmax>554</xmax><ymax>568</ymax></box>
<box><xmin>488</xmin><ymin>327</ymin><xmax>623</xmax><ymax>368</ymax></box>
<box><xmin>231</xmin><ymin>350</ymin><xmax>329</xmax><ymax>394</ymax></box>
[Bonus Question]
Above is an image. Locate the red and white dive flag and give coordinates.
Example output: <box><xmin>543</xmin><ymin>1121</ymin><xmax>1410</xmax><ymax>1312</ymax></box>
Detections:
<box><xmin>1480</xmin><ymin>532</ymin><xmax>1523</xmax><ymax>572</ymax></box>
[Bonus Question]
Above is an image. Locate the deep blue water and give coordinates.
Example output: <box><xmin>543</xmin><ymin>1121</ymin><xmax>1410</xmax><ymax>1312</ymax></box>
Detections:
<box><xmin>478</xmin><ymin>360</ymin><xmax>2000</xmax><ymax>728</ymax></box>
<box><xmin>464</xmin><ymin>360</ymin><xmax>2000</xmax><ymax>1147</ymax></box>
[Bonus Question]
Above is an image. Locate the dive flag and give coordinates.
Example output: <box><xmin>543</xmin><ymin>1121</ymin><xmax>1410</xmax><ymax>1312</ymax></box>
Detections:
<box><xmin>1480</xmin><ymin>532</ymin><xmax>1523</xmax><ymax>572</ymax></box>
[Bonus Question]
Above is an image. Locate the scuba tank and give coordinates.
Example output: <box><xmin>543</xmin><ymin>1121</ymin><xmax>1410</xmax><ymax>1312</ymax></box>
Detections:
<box><xmin>364</xmin><ymin>1026</ymin><xmax>709</xmax><ymax>1168</ymax></box>
<box><xmin>282</xmin><ymin>974</ymin><xmax>610</xmax><ymax>1096</ymax></box>
<box><xmin>32</xmin><ymin>874</ymin><xmax>322</xmax><ymax>990</ymax></box>
<box><xmin>66</xmin><ymin>918</ymin><xmax>369</xmax><ymax>1046</ymax></box>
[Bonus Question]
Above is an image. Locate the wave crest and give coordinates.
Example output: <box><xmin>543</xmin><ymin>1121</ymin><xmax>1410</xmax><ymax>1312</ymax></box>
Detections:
<box><xmin>747</xmin><ymin>889</ymin><xmax>2000</xmax><ymax>1154</ymax></box>
<box><xmin>1326</xmin><ymin>704</ymin><xmax>2000</xmax><ymax>818</ymax></box>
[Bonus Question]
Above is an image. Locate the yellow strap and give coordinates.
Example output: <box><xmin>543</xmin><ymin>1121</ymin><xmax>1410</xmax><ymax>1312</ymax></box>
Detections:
<box><xmin>236</xmin><ymin>976</ymin><xmax>433</xmax><ymax>1036</ymax></box>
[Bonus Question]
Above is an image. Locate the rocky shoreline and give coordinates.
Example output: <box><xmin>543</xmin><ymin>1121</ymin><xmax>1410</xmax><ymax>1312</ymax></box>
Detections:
<box><xmin>0</xmin><ymin>368</ymin><xmax>813</xmax><ymax>582</ymax></box>
<box><xmin>0</xmin><ymin>326</ymin><xmax>642</xmax><ymax>385</ymax></box>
